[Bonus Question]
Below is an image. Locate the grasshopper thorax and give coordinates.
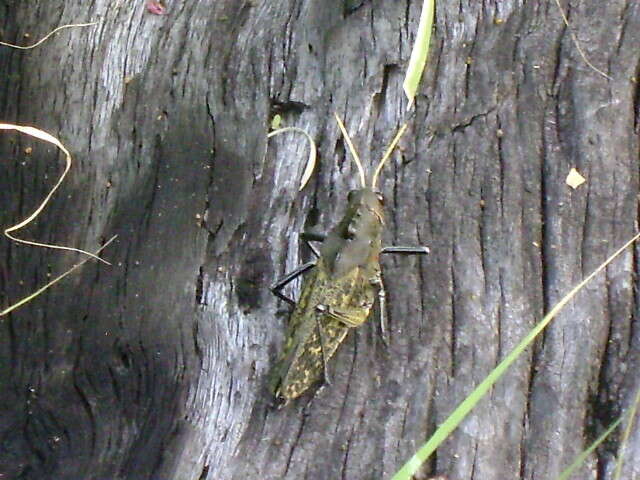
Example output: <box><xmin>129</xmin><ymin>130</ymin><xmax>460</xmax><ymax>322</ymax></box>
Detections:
<box><xmin>320</xmin><ymin>187</ymin><xmax>384</xmax><ymax>278</ymax></box>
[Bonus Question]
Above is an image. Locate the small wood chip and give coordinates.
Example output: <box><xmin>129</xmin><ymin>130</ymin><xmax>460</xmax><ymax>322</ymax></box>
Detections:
<box><xmin>566</xmin><ymin>168</ymin><xmax>586</xmax><ymax>189</ymax></box>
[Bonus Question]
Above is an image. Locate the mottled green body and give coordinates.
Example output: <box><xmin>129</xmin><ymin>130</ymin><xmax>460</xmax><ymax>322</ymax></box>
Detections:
<box><xmin>270</xmin><ymin>189</ymin><xmax>384</xmax><ymax>402</ymax></box>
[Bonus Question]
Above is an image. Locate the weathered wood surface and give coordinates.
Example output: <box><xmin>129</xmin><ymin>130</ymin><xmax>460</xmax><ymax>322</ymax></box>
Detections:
<box><xmin>1</xmin><ymin>1</ymin><xmax>639</xmax><ymax>479</ymax></box>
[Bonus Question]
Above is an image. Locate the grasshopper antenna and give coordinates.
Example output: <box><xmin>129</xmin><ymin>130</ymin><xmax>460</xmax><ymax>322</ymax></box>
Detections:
<box><xmin>371</xmin><ymin>122</ymin><xmax>409</xmax><ymax>190</ymax></box>
<box><xmin>334</xmin><ymin>113</ymin><xmax>367</xmax><ymax>189</ymax></box>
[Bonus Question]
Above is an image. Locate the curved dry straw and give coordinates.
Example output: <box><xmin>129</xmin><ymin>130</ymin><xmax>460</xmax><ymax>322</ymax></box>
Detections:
<box><xmin>0</xmin><ymin>22</ymin><xmax>98</xmax><ymax>50</ymax></box>
<box><xmin>1</xmin><ymin>235</ymin><xmax>117</xmax><ymax>317</ymax></box>
<box><xmin>267</xmin><ymin>126</ymin><xmax>318</xmax><ymax>191</ymax></box>
<box><xmin>0</xmin><ymin>124</ymin><xmax>109</xmax><ymax>263</ymax></box>
<box><xmin>333</xmin><ymin>113</ymin><xmax>408</xmax><ymax>190</ymax></box>
<box><xmin>1</xmin><ymin>124</ymin><xmax>116</xmax><ymax>316</ymax></box>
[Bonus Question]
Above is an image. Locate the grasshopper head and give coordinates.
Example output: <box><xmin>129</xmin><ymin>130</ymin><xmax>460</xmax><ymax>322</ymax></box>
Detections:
<box><xmin>343</xmin><ymin>187</ymin><xmax>385</xmax><ymax>238</ymax></box>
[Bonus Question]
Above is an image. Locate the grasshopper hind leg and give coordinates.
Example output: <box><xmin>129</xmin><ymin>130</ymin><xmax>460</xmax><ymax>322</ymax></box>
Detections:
<box><xmin>314</xmin><ymin>311</ymin><xmax>333</xmax><ymax>385</ymax></box>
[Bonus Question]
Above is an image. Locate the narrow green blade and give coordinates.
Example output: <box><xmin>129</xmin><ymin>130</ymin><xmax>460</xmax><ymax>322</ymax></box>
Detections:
<box><xmin>403</xmin><ymin>0</ymin><xmax>435</xmax><ymax>106</ymax></box>
<box><xmin>392</xmin><ymin>232</ymin><xmax>640</xmax><ymax>480</ymax></box>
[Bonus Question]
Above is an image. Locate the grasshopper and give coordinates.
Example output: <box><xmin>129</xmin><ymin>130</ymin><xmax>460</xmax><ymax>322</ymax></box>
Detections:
<box><xmin>269</xmin><ymin>114</ymin><xmax>429</xmax><ymax>404</ymax></box>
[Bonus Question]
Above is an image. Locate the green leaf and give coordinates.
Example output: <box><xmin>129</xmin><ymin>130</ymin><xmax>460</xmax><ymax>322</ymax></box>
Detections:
<box><xmin>403</xmin><ymin>0</ymin><xmax>435</xmax><ymax>106</ymax></box>
<box><xmin>270</xmin><ymin>114</ymin><xmax>282</xmax><ymax>130</ymax></box>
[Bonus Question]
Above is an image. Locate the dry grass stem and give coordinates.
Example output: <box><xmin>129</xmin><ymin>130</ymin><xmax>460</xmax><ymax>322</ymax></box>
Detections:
<box><xmin>0</xmin><ymin>22</ymin><xmax>98</xmax><ymax>50</ymax></box>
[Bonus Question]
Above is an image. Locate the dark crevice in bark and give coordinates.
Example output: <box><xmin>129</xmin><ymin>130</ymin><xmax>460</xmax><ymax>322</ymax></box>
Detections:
<box><xmin>198</xmin><ymin>464</ymin><xmax>210</xmax><ymax>480</ymax></box>
<box><xmin>539</xmin><ymin>100</ymin><xmax>553</xmax><ymax>322</ymax></box>
<box><xmin>633</xmin><ymin>62</ymin><xmax>640</xmax><ymax>133</ymax></box>
<box><xmin>631</xmin><ymin>243</ymin><xmax>640</xmax><ymax>352</ymax></box>
<box><xmin>284</xmin><ymin>414</ymin><xmax>308</xmax><ymax>477</ymax></box>
<box><xmin>449</xmin><ymin>256</ymin><xmax>457</xmax><ymax>377</ymax></box>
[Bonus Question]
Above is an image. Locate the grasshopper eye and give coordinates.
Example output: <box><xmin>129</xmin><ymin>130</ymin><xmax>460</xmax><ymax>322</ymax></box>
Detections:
<box><xmin>375</xmin><ymin>192</ymin><xmax>384</xmax><ymax>204</ymax></box>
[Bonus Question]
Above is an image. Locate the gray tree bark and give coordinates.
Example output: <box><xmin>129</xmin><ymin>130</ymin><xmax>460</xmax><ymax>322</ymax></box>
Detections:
<box><xmin>1</xmin><ymin>1</ymin><xmax>639</xmax><ymax>479</ymax></box>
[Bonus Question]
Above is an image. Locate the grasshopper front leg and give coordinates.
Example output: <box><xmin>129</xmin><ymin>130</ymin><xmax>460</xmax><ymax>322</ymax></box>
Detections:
<box><xmin>381</xmin><ymin>246</ymin><xmax>430</xmax><ymax>255</ymax></box>
<box><xmin>271</xmin><ymin>261</ymin><xmax>316</xmax><ymax>305</ymax></box>
<box><xmin>370</xmin><ymin>272</ymin><xmax>389</xmax><ymax>344</ymax></box>
<box><xmin>302</xmin><ymin>231</ymin><xmax>430</xmax><ymax>256</ymax></box>
<box><xmin>271</xmin><ymin>236</ymin><xmax>326</xmax><ymax>305</ymax></box>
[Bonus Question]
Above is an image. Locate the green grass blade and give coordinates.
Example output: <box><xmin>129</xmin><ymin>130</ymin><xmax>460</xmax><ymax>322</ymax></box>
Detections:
<box><xmin>557</xmin><ymin>417</ymin><xmax>623</xmax><ymax>480</ymax></box>
<box><xmin>613</xmin><ymin>384</ymin><xmax>640</xmax><ymax>479</ymax></box>
<box><xmin>391</xmin><ymin>232</ymin><xmax>640</xmax><ymax>480</ymax></box>
<box><xmin>403</xmin><ymin>0</ymin><xmax>435</xmax><ymax>106</ymax></box>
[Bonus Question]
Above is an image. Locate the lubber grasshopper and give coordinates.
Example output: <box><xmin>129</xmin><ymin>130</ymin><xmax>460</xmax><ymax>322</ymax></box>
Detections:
<box><xmin>269</xmin><ymin>114</ymin><xmax>429</xmax><ymax>404</ymax></box>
